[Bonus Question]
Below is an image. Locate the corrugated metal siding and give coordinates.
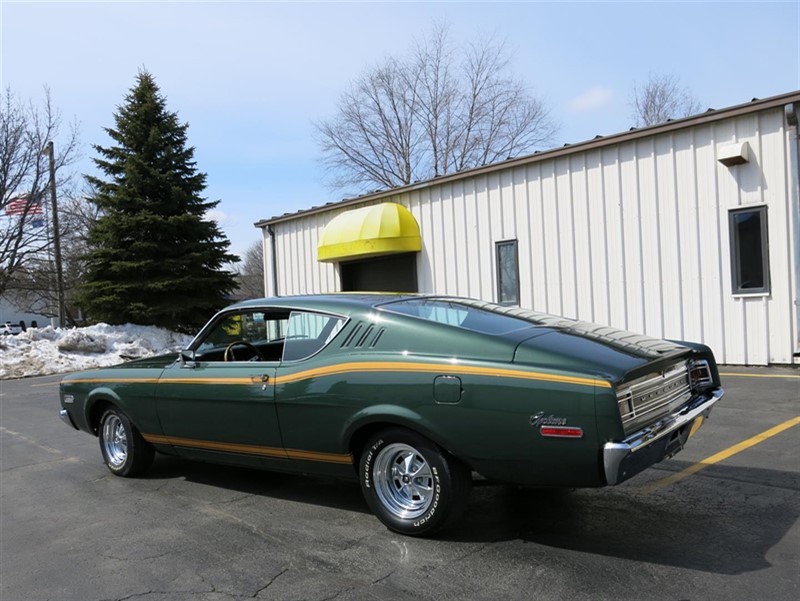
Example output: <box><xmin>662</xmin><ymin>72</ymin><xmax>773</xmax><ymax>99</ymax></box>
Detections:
<box><xmin>270</xmin><ymin>106</ymin><xmax>798</xmax><ymax>365</ymax></box>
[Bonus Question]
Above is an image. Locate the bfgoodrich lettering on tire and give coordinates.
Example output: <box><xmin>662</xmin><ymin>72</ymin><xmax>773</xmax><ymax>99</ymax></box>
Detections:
<box><xmin>359</xmin><ymin>428</ymin><xmax>471</xmax><ymax>536</ymax></box>
<box><xmin>98</xmin><ymin>407</ymin><xmax>155</xmax><ymax>477</ymax></box>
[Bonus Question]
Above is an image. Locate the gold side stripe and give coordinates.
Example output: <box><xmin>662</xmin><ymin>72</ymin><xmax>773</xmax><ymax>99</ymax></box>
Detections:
<box><xmin>155</xmin><ymin>378</ymin><xmax>257</xmax><ymax>385</ymax></box>
<box><xmin>66</xmin><ymin>361</ymin><xmax>609</xmax><ymax>389</ymax></box>
<box><xmin>143</xmin><ymin>433</ymin><xmax>287</xmax><ymax>458</ymax></box>
<box><xmin>142</xmin><ymin>433</ymin><xmax>353</xmax><ymax>465</ymax></box>
<box><xmin>66</xmin><ymin>378</ymin><xmax>162</xmax><ymax>384</ymax></box>
<box><xmin>273</xmin><ymin>361</ymin><xmax>611</xmax><ymax>388</ymax></box>
<box><xmin>65</xmin><ymin>377</ymin><xmax>255</xmax><ymax>385</ymax></box>
<box><xmin>285</xmin><ymin>449</ymin><xmax>354</xmax><ymax>464</ymax></box>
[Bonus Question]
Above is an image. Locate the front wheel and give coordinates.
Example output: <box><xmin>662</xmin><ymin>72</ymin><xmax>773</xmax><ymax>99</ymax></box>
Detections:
<box><xmin>98</xmin><ymin>407</ymin><xmax>154</xmax><ymax>477</ymax></box>
<box><xmin>359</xmin><ymin>428</ymin><xmax>471</xmax><ymax>536</ymax></box>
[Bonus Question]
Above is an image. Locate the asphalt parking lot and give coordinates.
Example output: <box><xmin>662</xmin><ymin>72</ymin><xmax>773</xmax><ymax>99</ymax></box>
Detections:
<box><xmin>1</xmin><ymin>367</ymin><xmax>798</xmax><ymax>601</ymax></box>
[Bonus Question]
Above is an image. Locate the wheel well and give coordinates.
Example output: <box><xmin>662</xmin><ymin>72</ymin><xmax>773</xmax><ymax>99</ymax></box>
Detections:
<box><xmin>348</xmin><ymin>422</ymin><xmax>470</xmax><ymax>472</ymax></box>
<box><xmin>348</xmin><ymin>423</ymin><xmax>389</xmax><ymax>468</ymax></box>
<box><xmin>87</xmin><ymin>399</ymin><xmax>115</xmax><ymax>436</ymax></box>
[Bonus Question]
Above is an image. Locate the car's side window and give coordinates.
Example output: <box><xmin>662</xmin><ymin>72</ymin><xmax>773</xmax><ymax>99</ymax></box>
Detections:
<box><xmin>282</xmin><ymin>311</ymin><xmax>346</xmax><ymax>362</ymax></box>
<box><xmin>194</xmin><ymin>310</ymin><xmax>289</xmax><ymax>362</ymax></box>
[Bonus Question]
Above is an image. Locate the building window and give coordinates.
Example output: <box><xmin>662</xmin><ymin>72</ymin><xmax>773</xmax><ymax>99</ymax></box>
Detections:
<box><xmin>729</xmin><ymin>206</ymin><xmax>770</xmax><ymax>295</ymax></box>
<box><xmin>495</xmin><ymin>240</ymin><xmax>520</xmax><ymax>305</ymax></box>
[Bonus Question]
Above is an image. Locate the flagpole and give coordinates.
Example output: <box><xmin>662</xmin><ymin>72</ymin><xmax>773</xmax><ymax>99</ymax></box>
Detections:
<box><xmin>44</xmin><ymin>141</ymin><xmax>65</xmax><ymax>328</ymax></box>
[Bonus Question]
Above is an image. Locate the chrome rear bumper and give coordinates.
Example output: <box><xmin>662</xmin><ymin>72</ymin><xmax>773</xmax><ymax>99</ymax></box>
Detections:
<box><xmin>603</xmin><ymin>387</ymin><xmax>724</xmax><ymax>485</ymax></box>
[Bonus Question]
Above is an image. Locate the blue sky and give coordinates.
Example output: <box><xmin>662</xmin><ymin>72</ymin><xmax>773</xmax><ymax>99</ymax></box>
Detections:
<box><xmin>2</xmin><ymin>1</ymin><xmax>798</xmax><ymax>260</ymax></box>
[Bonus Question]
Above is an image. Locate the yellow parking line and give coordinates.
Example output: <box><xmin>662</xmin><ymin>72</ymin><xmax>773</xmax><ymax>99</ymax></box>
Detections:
<box><xmin>642</xmin><ymin>416</ymin><xmax>800</xmax><ymax>493</ymax></box>
<box><xmin>719</xmin><ymin>372</ymin><xmax>800</xmax><ymax>379</ymax></box>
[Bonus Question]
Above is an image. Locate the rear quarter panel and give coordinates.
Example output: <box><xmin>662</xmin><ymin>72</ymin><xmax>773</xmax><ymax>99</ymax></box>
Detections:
<box><xmin>275</xmin><ymin>351</ymin><xmax>608</xmax><ymax>487</ymax></box>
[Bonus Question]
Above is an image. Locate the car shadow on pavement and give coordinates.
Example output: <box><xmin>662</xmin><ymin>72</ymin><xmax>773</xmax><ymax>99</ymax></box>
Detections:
<box><xmin>441</xmin><ymin>462</ymin><xmax>800</xmax><ymax>575</ymax></box>
<box><xmin>146</xmin><ymin>454</ymin><xmax>370</xmax><ymax>514</ymax></box>
<box><xmin>141</xmin><ymin>455</ymin><xmax>797</xmax><ymax>576</ymax></box>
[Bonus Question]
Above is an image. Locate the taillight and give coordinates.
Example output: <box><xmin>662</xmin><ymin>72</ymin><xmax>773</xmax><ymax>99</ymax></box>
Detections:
<box><xmin>689</xmin><ymin>360</ymin><xmax>713</xmax><ymax>390</ymax></box>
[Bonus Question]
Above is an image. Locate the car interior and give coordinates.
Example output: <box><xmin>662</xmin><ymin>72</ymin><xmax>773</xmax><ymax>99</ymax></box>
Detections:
<box><xmin>191</xmin><ymin>309</ymin><xmax>345</xmax><ymax>363</ymax></box>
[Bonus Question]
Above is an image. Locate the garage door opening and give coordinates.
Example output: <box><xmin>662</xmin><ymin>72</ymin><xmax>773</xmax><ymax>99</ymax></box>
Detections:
<box><xmin>340</xmin><ymin>253</ymin><xmax>418</xmax><ymax>293</ymax></box>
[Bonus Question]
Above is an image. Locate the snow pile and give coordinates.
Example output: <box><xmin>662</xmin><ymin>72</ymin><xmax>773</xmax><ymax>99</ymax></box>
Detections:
<box><xmin>0</xmin><ymin>323</ymin><xmax>193</xmax><ymax>379</ymax></box>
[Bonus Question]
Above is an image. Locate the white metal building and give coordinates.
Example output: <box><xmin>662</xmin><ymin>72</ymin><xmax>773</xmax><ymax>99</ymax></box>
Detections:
<box><xmin>256</xmin><ymin>91</ymin><xmax>800</xmax><ymax>365</ymax></box>
<box><xmin>0</xmin><ymin>296</ymin><xmax>51</xmax><ymax>329</ymax></box>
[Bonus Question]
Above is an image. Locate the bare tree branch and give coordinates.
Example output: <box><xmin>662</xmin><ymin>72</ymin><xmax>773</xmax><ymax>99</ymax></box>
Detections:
<box><xmin>316</xmin><ymin>24</ymin><xmax>557</xmax><ymax>194</ymax></box>
<box><xmin>6</xmin><ymin>192</ymin><xmax>98</xmax><ymax>323</ymax></box>
<box><xmin>0</xmin><ymin>87</ymin><xmax>80</xmax><ymax>297</ymax></box>
<box><xmin>629</xmin><ymin>73</ymin><xmax>702</xmax><ymax>127</ymax></box>
<box><xmin>234</xmin><ymin>239</ymin><xmax>265</xmax><ymax>299</ymax></box>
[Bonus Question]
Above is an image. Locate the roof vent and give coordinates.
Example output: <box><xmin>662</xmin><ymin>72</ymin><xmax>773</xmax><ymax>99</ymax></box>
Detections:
<box><xmin>340</xmin><ymin>322</ymin><xmax>386</xmax><ymax>349</ymax></box>
<box><xmin>717</xmin><ymin>141</ymin><xmax>751</xmax><ymax>167</ymax></box>
<box><xmin>341</xmin><ymin>323</ymin><xmax>363</xmax><ymax>348</ymax></box>
<box><xmin>369</xmin><ymin>328</ymin><xmax>385</xmax><ymax>348</ymax></box>
<box><xmin>355</xmin><ymin>324</ymin><xmax>375</xmax><ymax>347</ymax></box>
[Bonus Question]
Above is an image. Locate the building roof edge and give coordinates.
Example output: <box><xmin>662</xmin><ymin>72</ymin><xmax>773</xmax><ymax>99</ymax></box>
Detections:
<box><xmin>255</xmin><ymin>90</ymin><xmax>800</xmax><ymax>228</ymax></box>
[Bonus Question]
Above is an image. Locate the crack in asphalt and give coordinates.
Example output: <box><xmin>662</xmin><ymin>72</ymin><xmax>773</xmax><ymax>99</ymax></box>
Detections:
<box><xmin>448</xmin><ymin>542</ymin><xmax>492</xmax><ymax>564</ymax></box>
<box><xmin>251</xmin><ymin>567</ymin><xmax>289</xmax><ymax>598</ymax></box>
<box><xmin>197</xmin><ymin>505</ymin><xmax>284</xmax><ymax>545</ymax></box>
<box><xmin>101</xmin><ymin>588</ymin><xmax>217</xmax><ymax>601</ymax></box>
<box><xmin>218</xmin><ymin>493</ymin><xmax>253</xmax><ymax>505</ymax></box>
<box><xmin>339</xmin><ymin>533</ymin><xmax>372</xmax><ymax>552</ymax></box>
<box><xmin>371</xmin><ymin>568</ymin><xmax>397</xmax><ymax>585</ymax></box>
<box><xmin>104</xmin><ymin>550</ymin><xmax>173</xmax><ymax>562</ymax></box>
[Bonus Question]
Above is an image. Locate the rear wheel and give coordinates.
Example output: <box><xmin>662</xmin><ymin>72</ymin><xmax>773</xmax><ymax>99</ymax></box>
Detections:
<box><xmin>359</xmin><ymin>428</ymin><xmax>471</xmax><ymax>536</ymax></box>
<box><xmin>98</xmin><ymin>407</ymin><xmax>154</xmax><ymax>477</ymax></box>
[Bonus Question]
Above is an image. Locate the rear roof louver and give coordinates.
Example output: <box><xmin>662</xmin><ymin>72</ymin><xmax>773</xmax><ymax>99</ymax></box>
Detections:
<box><xmin>341</xmin><ymin>322</ymin><xmax>385</xmax><ymax>349</ymax></box>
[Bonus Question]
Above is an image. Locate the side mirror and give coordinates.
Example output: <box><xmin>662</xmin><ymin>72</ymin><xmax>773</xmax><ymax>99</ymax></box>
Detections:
<box><xmin>179</xmin><ymin>349</ymin><xmax>196</xmax><ymax>368</ymax></box>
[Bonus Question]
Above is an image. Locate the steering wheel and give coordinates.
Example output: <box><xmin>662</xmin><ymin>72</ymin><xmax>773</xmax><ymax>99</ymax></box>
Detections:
<box><xmin>223</xmin><ymin>340</ymin><xmax>265</xmax><ymax>362</ymax></box>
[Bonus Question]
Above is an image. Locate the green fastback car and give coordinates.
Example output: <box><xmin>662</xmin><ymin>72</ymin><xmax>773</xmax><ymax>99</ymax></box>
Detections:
<box><xmin>59</xmin><ymin>294</ymin><xmax>723</xmax><ymax>536</ymax></box>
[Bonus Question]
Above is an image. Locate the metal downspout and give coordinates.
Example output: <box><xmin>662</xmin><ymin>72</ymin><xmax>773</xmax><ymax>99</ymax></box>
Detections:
<box><xmin>786</xmin><ymin>103</ymin><xmax>800</xmax><ymax>358</ymax></box>
<box><xmin>267</xmin><ymin>224</ymin><xmax>279</xmax><ymax>297</ymax></box>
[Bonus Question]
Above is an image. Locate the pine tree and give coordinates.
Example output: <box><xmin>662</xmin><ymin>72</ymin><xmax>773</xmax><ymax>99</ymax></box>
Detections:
<box><xmin>80</xmin><ymin>71</ymin><xmax>238</xmax><ymax>332</ymax></box>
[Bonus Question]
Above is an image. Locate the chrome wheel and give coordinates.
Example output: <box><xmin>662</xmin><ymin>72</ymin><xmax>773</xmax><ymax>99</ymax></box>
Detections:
<box><xmin>373</xmin><ymin>443</ymin><xmax>434</xmax><ymax>519</ymax></box>
<box><xmin>102</xmin><ymin>414</ymin><xmax>128</xmax><ymax>469</ymax></box>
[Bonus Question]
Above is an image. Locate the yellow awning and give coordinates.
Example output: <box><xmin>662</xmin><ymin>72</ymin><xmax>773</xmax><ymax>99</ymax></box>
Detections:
<box><xmin>317</xmin><ymin>202</ymin><xmax>422</xmax><ymax>262</ymax></box>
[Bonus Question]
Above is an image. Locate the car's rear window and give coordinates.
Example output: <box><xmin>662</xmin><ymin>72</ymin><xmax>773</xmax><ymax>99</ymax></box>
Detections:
<box><xmin>379</xmin><ymin>298</ymin><xmax>536</xmax><ymax>336</ymax></box>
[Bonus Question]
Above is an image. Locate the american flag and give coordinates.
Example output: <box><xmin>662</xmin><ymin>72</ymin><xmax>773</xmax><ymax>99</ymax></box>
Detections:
<box><xmin>5</xmin><ymin>196</ymin><xmax>44</xmax><ymax>216</ymax></box>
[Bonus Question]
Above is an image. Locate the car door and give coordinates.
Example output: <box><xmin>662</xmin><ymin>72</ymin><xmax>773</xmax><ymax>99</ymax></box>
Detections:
<box><xmin>154</xmin><ymin>309</ymin><xmax>288</xmax><ymax>468</ymax></box>
<box><xmin>274</xmin><ymin>309</ymin><xmax>352</xmax><ymax>475</ymax></box>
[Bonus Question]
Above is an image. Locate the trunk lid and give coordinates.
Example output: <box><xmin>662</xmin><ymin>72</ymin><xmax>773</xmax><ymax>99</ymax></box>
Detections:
<box><xmin>512</xmin><ymin>320</ymin><xmax>691</xmax><ymax>383</ymax></box>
